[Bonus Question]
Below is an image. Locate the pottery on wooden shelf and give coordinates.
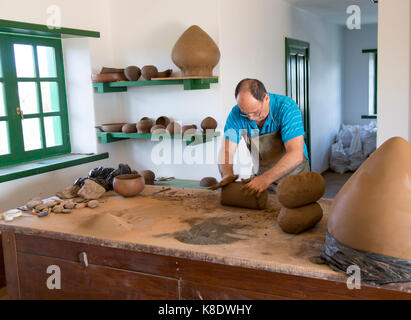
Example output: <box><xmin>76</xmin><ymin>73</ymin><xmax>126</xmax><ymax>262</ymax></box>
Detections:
<box><xmin>167</xmin><ymin>122</ymin><xmax>182</xmax><ymax>135</ymax></box>
<box><xmin>113</xmin><ymin>174</ymin><xmax>145</xmax><ymax>197</ymax></box>
<box><xmin>156</xmin><ymin>69</ymin><xmax>173</xmax><ymax>78</ymax></box>
<box><xmin>141</xmin><ymin>170</ymin><xmax>155</xmax><ymax>185</ymax></box>
<box><xmin>182</xmin><ymin>124</ymin><xmax>197</xmax><ymax>135</ymax></box>
<box><xmin>92</xmin><ymin>72</ymin><xmax>127</xmax><ymax>83</ymax></box>
<box><xmin>141</xmin><ymin>65</ymin><xmax>158</xmax><ymax>80</ymax></box>
<box><xmin>136</xmin><ymin>118</ymin><xmax>153</xmax><ymax>134</ymax></box>
<box><xmin>95</xmin><ymin>123</ymin><xmax>126</xmax><ymax>132</ymax></box>
<box><xmin>201</xmin><ymin>117</ymin><xmax>218</xmax><ymax>134</ymax></box>
<box><xmin>151</xmin><ymin>125</ymin><xmax>167</xmax><ymax>134</ymax></box>
<box><xmin>124</xmin><ymin>66</ymin><xmax>141</xmax><ymax>81</ymax></box>
<box><xmin>200</xmin><ymin>177</ymin><xmax>218</xmax><ymax>187</ymax></box>
<box><xmin>100</xmin><ymin>67</ymin><xmax>125</xmax><ymax>74</ymax></box>
<box><xmin>172</xmin><ymin>25</ymin><xmax>221</xmax><ymax>77</ymax></box>
<box><xmin>122</xmin><ymin>123</ymin><xmax>137</xmax><ymax>134</ymax></box>
<box><xmin>156</xmin><ymin>116</ymin><xmax>171</xmax><ymax>128</ymax></box>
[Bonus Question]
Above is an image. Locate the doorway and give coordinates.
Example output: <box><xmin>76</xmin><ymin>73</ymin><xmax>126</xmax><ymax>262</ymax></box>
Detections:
<box><xmin>285</xmin><ymin>38</ymin><xmax>311</xmax><ymax>166</ymax></box>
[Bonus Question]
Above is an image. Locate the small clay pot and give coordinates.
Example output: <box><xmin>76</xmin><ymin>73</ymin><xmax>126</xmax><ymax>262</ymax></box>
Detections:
<box><xmin>124</xmin><ymin>66</ymin><xmax>142</xmax><ymax>81</ymax></box>
<box><xmin>201</xmin><ymin>117</ymin><xmax>218</xmax><ymax>133</ymax></box>
<box><xmin>96</xmin><ymin>123</ymin><xmax>126</xmax><ymax>132</ymax></box>
<box><xmin>100</xmin><ymin>67</ymin><xmax>124</xmax><ymax>74</ymax></box>
<box><xmin>137</xmin><ymin>119</ymin><xmax>153</xmax><ymax>134</ymax></box>
<box><xmin>167</xmin><ymin>122</ymin><xmax>182</xmax><ymax>135</ymax></box>
<box><xmin>182</xmin><ymin>124</ymin><xmax>197</xmax><ymax>135</ymax></box>
<box><xmin>113</xmin><ymin>174</ymin><xmax>145</xmax><ymax>197</ymax></box>
<box><xmin>92</xmin><ymin>73</ymin><xmax>127</xmax><ymax>83</ymax></box>
<box><xmin>200</xmin><ymin>177</ymin><xmax>218</xmax><ymax>187</ymax></box>
<box><xmin>157</xmin><ymin>69</ymin><xmax>173</xmax><ymax>78</ymax></box>
<box><xmin>156</xmin><ymin>116</ymin><xmax>171</xmax><ymax>127</ymax></box>
<box><xmin>141</xmin><ymin>170</ymin><xmax>155</xmax><ymax>185</ymax></box>
<box><xmin>142</xmin><ymin>65</ymin><xmax>158</xmax><ymax>80</ymax></box>
<box><xmin>151</xmin><ymin>125</ymin><xmax>167</xmax><ymax>134</ymax></box>
<box><xmin>122</xmin><ymin>123</ymin><xmax>137</xmax><ymax>134</ymax></box>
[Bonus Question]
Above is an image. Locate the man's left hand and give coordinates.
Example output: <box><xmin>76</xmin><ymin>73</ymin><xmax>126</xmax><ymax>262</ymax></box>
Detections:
<box><xmin>241</xmin><ymin>176</ymin><xmax>271</xmax><ymax>197</ymax></box>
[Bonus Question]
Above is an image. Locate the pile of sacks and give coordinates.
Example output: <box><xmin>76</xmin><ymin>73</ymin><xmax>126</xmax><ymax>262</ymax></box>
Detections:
<box><xmin>276</xmin><ymin>172</ymin><xmax>326</xmax><ymax>234</ymax></box>
<box><xmin>330</xmin><ymin>120</ymin><xmax>377</xmax><ymax>174</ymax></box>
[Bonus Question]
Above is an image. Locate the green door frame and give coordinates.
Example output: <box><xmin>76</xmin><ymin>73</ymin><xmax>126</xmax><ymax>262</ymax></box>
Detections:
<box><xmin>285</xmin><ymin>37</ymin><xmax>311</xmax><ymax>168</ymax></box>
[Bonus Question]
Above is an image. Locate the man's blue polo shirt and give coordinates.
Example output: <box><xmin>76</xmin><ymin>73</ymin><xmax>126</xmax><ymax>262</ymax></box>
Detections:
<box><xmin>224</xmin><ymin>93</ymin><xmax>309</xmax><ymax>160</ymax></box>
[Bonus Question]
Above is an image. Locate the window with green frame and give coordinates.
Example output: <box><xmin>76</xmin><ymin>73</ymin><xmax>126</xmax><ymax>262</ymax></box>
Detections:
<box><xmin>0</xmin><ymin>34</ymin><xmax>70</xmax><ymax>168</ymax></box>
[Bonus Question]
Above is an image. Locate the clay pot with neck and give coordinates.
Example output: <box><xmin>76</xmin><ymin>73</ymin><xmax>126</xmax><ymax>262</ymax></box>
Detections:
<box><xmin>113</xmin><ymin>174</ymin><xmax>145</xmax><ymax>197</ymax></box>
<box><xmin>201</xmin><ymin>117</ymin><xmax>218</xmax><ymax>134</ymax></box>
<box><xmin>167</xmin><ymin>122</ymin><xmax>182</xmax><ymax>135</ymax></box>
<box><xmin>172</xmin><ymin>25</ymin><xmax>221</xmax><ymax>76</ymax></box>
<box><xmin>141</xmin><ymin>170</ymin><xmax>155</xmax><ymax>185</ymax></box>
<box><xmin>136</xmin><ymin>118</ymin><xmax>153</xmax><ymax>134</ymax></box>
<box><xmin>124</xmin><ymin>66</ymin><xmax>141</xmax><ymax>81</ymax></box>
<box><xmin>156</xmin><ymin>116</ymin><xmax>171</xmax><ymax>128</ymax></box>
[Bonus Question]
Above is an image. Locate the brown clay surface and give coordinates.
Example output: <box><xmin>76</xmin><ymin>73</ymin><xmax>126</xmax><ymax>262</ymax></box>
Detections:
<box><xmin>277</xmin><ymin>172</ymin><xmax>326</xmax><ymax>208</ymax></box>
<box><xmin>278</xmin><ymin>203</ymin><xmax>323</xmax><ymax>234</ymax></box>
<box><xmin>221</xmin><ymin>182</ymin><xmax>268</xmax><ymax>209</ymax></box>
<box><xmin>328</xmin><ymin>137</ymin><xmax>411</xmax><ymax>260</ymax></box>
<box><xmin>0</xmin><ymin>186</ymin><xmax>409</xmax><ymax>291</ymax></box>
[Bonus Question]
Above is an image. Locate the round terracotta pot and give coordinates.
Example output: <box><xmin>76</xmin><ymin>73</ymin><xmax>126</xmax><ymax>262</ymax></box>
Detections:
<box><xmin>200</xmin><ymin>177</ymin><xmax>218</xmax><ymax>187</ymax></box>
<box><xmin>137</xmin><ymin>119</ymin><xmax>153</xmax><ymax>134</ymax></box>
<box><xmin>182</xmin><ymin>124</ymin><xmax>197</xmax><ymax>135</ymax></box>
<box><xmin>113</xmin><ymin>174</ymin><xmax>145</xmax><ymax>197</ymax></box>
<box><xmin>122</xmin><ymin>123</ymin><xmax>137</xmax><ymax>133</ymax></box>
<box><xmin>172</xmin><ymin>25</ymin><xmax>221</xmax><ymax>76</ymax></box>
<box><xmin>156</xmin><ymin>116</ymin><xmax>171</xmax><ymax>128</ymax></box>
<box><xmin>124</xmin><ymin>66</ymin><xmax>141</xmax><ymax>81</ymax></box>
<box><xmin>141</xmin><ymin>170</ymin><xmax>155</xmax><ymax>185</ymax></box>
<box><xmin>141</xmin><ymin>65</ymin><xmax>158</xmax><ymax>80</ymax></box>
<box><xmin>201</xmin><ymin>117</ymin><xmax>218</xmax><ymax>133</ymax></box>
<box><xmin>167</xmin><ymin>122</ymin><xmax>182</xmax><ymax>135</ymax></box>
<box><xmin>151</xmin><ymin>125</ymin><xmax>167</xmax><ymax>134</ymax></box>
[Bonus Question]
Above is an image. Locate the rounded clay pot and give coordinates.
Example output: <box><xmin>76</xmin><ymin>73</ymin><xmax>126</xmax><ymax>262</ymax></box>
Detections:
<box><xmin>124</xmin><ymin>66</ymin><xmax>141</xmax><ymax>81</ymax></box>
<box><xmin>151</xmin><ymin>125</ymin><xmax>167</xmax><ymax>134</ymax></box>
<box><xmin>122</xmin><ymin>123</ymin><xmax>137</xmax><ymax>133</ymax></box>
<box><xmin>200</xmin><ymin>177</ymin><xmax>218</xmax><ymax>187</ymax></box>
<box><xmin>113</xmin><ymin>174</ymin><xmax>145</xmax><ymax>197</ymax></box>
<box><xmin>141</xmin><ymin>170</ymin><xmax>155</xmax><ymax>185</ymax></box>
<box><xmin>141</xmin><ymin>65</ymin><xmax>158</xmax><ymax>80</ymax></box>
<box><xmin>92</xmin><ymin>72</ymin><xmax>127</xmax><ymax>82</ymax></box>
<box><xmin>167</xmin><ymin>122</ymin><xmax>182</xmax><ymax>135</ymax></box>
<box><xmin>201</xmin><ymin>117</ymin><xmax>218</xmax><ymax>133</ymax></box>
<box><xmin>96</xmin><ymin>123</ymin><xmax>126</xmax><ymax>132</ymax></box>
<box><xmin>156</xmin><ymin>116</ymin><xmax>171</xmax><ymax>128</ymax></box>
<box><xmin>172</xmin><ymin>25</ymin><xmax>221</xmax><ymax>77</ymax></box>
<box><xmin>182</xmin><ymin>124</ymin><xmax>197</xmax><ymax>135</ymax></box>
<box><xmin>137</xmin><ymin>119</ymin><xmax>153</xmax><ymax>134</ymax></box>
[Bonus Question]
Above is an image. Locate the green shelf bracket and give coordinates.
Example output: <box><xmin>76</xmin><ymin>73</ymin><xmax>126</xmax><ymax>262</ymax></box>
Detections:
<box><xmin>97</xmin><ymin>131</ymin><xmax>220</xmax><ymax>146</ymax></box>
<box><xmin>93</xmin><ymin>77</ymin><xmax>218</xmax><ymax>93</ymax></box>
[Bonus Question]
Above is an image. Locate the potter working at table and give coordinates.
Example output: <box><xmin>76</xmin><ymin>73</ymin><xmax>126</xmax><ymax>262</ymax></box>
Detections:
<box><xmin>211</xmin><ymin>79</ymin><xmax>310</xmax><ymax>195</ymax></box>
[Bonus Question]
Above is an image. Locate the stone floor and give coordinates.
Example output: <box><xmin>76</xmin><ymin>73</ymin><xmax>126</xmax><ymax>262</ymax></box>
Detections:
<box><xmin>321</xmin><ymin>169</ymin><xmax>353</xmax><ymax>198</ymax></box>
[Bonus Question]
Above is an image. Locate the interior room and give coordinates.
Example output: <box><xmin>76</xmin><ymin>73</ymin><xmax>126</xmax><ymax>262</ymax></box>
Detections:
<box><xmin>0</xmin><ymin>0</ymin><xmax>410</xmax><ymax>301</ymax></box>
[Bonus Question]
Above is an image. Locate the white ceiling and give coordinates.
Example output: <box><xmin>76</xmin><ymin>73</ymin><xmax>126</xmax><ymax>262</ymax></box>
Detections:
<box><xmin>283</xmin><ymin>0</ymin><xmax>378</xmax><ymax>25</ymax></box>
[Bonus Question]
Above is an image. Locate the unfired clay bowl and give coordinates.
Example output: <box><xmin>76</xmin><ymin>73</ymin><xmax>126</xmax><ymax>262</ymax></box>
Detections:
<box><xmin>92</xmin><ymin>73</ymin><xmax>127</xmax><ymax>82</ymax></box>
<box><xmin>113</xmin><ymin>174</ymin><xmax>145</xmax><ymax>197</ymax></box>
<box><xmin>96</xmin><ymin>123</ymin><xmax>126</xmax><ymax>132</ymax></box>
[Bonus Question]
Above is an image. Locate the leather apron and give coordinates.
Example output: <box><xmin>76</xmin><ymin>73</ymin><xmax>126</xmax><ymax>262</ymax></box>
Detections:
<box><xmin>243</xmin><ymin>109</ymin><xmax>310</xmax><ymax>193</ymax></box>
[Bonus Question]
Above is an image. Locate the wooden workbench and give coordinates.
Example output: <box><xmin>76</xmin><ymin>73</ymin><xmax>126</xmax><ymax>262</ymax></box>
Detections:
<box><xmin>0</xmin><ymin>186</ymin><xmax>410</xmax><ymax>300</ymax></box>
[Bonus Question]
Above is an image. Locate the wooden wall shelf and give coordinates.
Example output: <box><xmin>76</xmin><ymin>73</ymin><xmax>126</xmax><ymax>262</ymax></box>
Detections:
<box><xmin>93</xmin><ymin>76</ymin><xmax>219</xmax><ymax>93</ymax></box>
<box><xmin>97</xmin><ymin>131</ymin><xmax>220</xmax><ymax>146</ymax></box>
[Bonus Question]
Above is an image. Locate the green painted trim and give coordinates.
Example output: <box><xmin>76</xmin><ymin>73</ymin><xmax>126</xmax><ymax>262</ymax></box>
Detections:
<box><xmin>0</xmin><ymin>19</ymin><xmax>100</xmax><ymax>39</ymax></box>
<box><xmin>96</xmin><ymin>131</ymin><xmax>221</xmax><ymax>146</ymax></box>
<box><xmin>361</xmin><ymin>115</ymin><xmax>377</xmax><ymax>119</ymax></box>
<box><xmin>0</xmin><ymin>152</ymin><xmax>109</xmax><ymax>183</ymax></box>
<box><xmin>362</xmin><ymin>49</ymin><xmax>377</xmax><ymax>53</ymax></box>
<box><xmin>93</xmin><ymin>78</ymin><xmax>219</xmax><ymax>93</ymax></box>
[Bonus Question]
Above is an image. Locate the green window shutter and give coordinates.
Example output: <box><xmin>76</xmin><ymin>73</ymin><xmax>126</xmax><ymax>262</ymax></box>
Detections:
<box><xmin>0</xmin><ymin>34</ymin><xmax>70</xmax><ymax>168</ymax></box>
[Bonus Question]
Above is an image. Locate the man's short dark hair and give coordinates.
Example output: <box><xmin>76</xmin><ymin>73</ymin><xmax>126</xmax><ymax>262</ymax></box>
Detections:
<box><xmin>235</xmin><ymin>79</ymin><xmax>267</xmax><ymax>102</ymax></box>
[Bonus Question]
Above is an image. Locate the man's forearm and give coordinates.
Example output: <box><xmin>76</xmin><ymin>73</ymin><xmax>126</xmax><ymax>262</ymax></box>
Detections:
<box><xmin>218</xmin><ymin>163</ymin><xmax>234</xmax><ymax>179</ymax></box>
<box><xmin>261</xmin><ymin>151</ymin><xmax>304</xmax><ymax>184</ymax></box>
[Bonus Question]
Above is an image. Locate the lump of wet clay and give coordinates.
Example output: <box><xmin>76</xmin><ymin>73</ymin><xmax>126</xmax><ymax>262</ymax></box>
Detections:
<box><xmin>221</xmin><ymin>182</ymin><xmax>268</xmax><ymax>210</ymax></box>
<box><xmin>326</xmin><ymin>137</ymin><xmax>411</xmax><ymax>260</ymax></box>
<box><xmin>200</xmin><ymin>177</ymin><xmax>218</xmax><ymax>187</ymax></box>
<box><xmin>277</xmin><ymin>172</ymin><xmax>325</xmax><ymax>209</ymax></box>
<box><xmin>278</xmin><ymin>202</ymin><xmax>323</xmax><ymax>234</ymax></box>
<box><xmin>56</xmin><ymin>185</ymin><xmax>80</xmax><ymax>199</ymax></box>
<box><xmin>78</xmin><ymin>179</ymin><xmax>106</xmax><ymax>200</ymax></box>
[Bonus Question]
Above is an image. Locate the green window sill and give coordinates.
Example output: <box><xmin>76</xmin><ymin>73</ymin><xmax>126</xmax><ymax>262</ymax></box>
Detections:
<box><xmin>0</xmin><ymin>153</ymin><xmax>109</xmax><ymax>183</ymax></box>
<box><xmin>361</xmin><ymin>115</ymin><xmax>377</xmax><ymax>119</ymax></box>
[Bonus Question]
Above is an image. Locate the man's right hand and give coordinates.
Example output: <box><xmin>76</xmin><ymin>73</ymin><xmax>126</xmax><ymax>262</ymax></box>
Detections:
<box><xmin>209</xmin><ymin>175</ymin><xmax>239</xmax><ymax>190</ymax></box>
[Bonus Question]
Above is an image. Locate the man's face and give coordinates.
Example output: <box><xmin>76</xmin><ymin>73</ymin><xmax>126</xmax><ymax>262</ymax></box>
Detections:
<box><xmin>237</xmin><ymin>91</ymin><xmax>268</xmax><ymax>122</ymax></box>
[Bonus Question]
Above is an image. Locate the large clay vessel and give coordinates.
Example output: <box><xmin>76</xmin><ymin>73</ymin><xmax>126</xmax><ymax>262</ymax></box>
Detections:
<box><xmin>172</xmin><ymin>25</ymin><xmax>220</xmax><ymax>77</ymax></box>
<box><xmin>327</xmin><ymin>137</ymin><xmax>411</xmax><ymax>259</ymax></box>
